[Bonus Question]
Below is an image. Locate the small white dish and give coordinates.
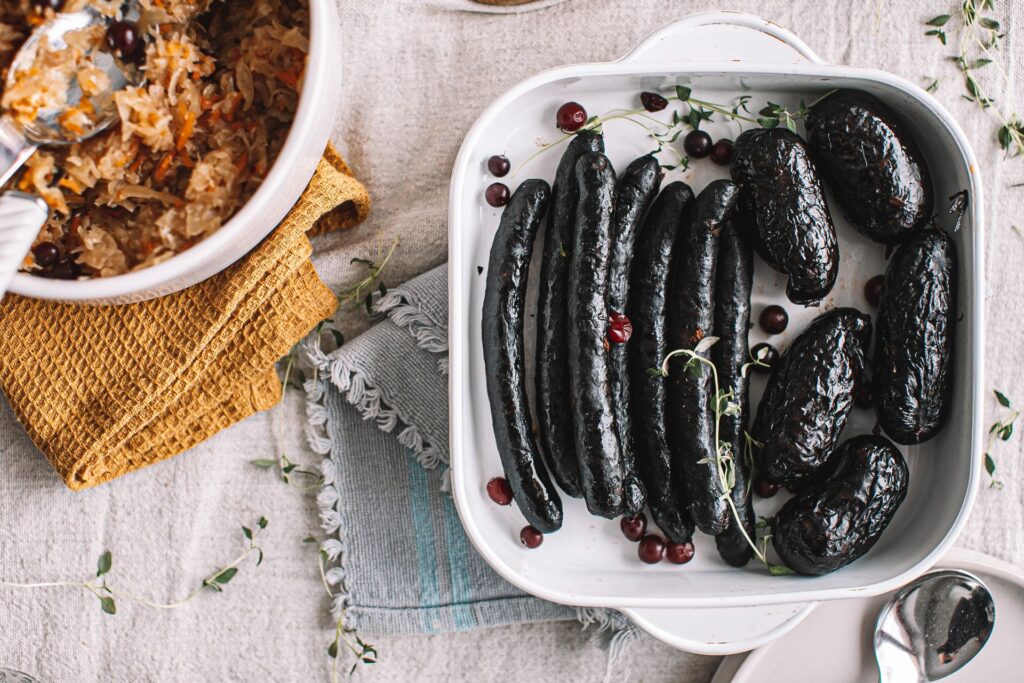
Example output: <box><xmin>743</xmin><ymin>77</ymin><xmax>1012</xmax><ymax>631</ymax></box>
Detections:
<box><xmin>448</xmin><ymin>11</ymin><xmax>984</xmax><ymax>651</ymax></box>
<box><xmin>712</xmin><ymin>548</ymin><xmax>1024</xmax><ymax>682</ymax></box>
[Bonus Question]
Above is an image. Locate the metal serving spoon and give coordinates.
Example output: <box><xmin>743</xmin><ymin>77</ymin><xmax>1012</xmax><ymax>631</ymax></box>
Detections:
<box><xmin>0</xmin><ymin>2</ymin><xmax>141</xmax><ymax>292</ymax></box>
<box><xmin>874</xmin><ymin>569</ymin><xmax>995</xmax><ymax>683</ymax></box>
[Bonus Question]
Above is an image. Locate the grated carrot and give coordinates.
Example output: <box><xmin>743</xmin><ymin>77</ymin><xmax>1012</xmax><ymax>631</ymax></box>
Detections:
<box><xmin>154</xmin><ymin>152</ymin><xmax>174</xmax><ymax>182</ymax></box>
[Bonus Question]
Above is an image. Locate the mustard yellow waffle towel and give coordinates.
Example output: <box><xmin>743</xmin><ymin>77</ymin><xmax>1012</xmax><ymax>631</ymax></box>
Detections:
<box><xmin>0</xmin><ymin>145</ymin><xmax>370</xmax><ymax>490</ymax></box>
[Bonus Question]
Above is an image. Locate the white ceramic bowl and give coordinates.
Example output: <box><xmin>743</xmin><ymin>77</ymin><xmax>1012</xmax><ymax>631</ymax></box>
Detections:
<box><xmin>448</xmin><ymin>12</ymin><xmax>985</xmax><ymax>653</ymax></box>
<box><xmin>7</xmin><ymin>0</ymin><xmax>342</xmax><ymax>304</ymax></box>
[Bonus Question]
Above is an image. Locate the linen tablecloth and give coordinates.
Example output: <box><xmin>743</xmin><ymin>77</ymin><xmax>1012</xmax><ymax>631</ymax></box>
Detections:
<box><xmin>2</xmin><ymin>1</ymin><xmax>1023</xmax><ymax>680</ymax></box>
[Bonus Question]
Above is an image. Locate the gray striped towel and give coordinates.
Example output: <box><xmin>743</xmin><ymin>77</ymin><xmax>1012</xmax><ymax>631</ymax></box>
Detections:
<box><xmin>303</xmin><ymin>264</ymin><xmax>638</xmax><ymax>652</ymax></box>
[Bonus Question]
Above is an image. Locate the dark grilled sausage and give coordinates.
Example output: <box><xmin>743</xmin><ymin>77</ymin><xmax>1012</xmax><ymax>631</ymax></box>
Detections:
<box><xmin>569</xmin><ymin>152</ymin><xmax>623</xmax><ymax>518</ymax></box>
<box><xmin>712</xmin><ymin>220</ymin><xmax>756</xmax><ymax>567</ymax></box>
<box><xmin>609</xmin><ymin>155</ymin><xmax>662</xmax><ymax>516</ymax></box>
<box><xmin>629</xmin><ymin>182</ymin><xmax>696</xmax><ymax>544</ymax></box>
<box><xmin>482</xmin><ymin>180</ymin><xmax>562</xmax><ymax>532</ymax></box>
<box><xmin>731</xmin><ymin>128</ymin><xmax>839</xmax><ymax>306</ymax></box>
<box><xmin>772</xmin><ymin>434</ymin><xmax>909</xmax><ymax>575</ymax></box>
<box><xmin>874</xmin><ymin>228</ymin><xmax>957</xmax><ymax>444</ymax></box>
<box><xmin>751</xmin><ymin>308</ymin><xmax>872</xmax><ymax>491</ymax></box>
<box><xmin>805</xmin><ymin>90</ymin><xmax>933</xmax><ymax>245</ymax></box>
<box><xmin>536</xmin><ymin>131</ymin><xmax>605</xmax><ymax>498</ymax></box>
<box><xmin>666</xmin><ymin>179</ymin><xmax>738</xmax><ymax>535</ymax></box>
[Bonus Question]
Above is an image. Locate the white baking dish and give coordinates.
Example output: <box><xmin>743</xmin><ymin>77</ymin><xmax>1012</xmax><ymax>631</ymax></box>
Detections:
<box><xmin>449</xmin><ymin>12</ymin><xmax>984</xmax><ymax>653</ymax></box>
<box><xmin>6</xmin><ymin>0</ymin><xmax>342</xmax><ymax>304</ymax></box>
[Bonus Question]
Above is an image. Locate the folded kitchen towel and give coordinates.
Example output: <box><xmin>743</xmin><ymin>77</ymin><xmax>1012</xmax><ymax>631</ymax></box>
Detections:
<box><xmin>303</xmin><ymin>264</ymin><xmax>640</xmax><ymax>659</ymax></box>
<box><xmin>0</xmin><ymin>145</ymin><xmax>370</xmax><ymax>491</ymax></box>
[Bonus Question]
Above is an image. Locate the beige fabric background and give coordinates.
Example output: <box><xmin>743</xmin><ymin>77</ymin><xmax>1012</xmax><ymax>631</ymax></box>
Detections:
<box><xmin>2</xmin><ymin>0</ymin><xmax>1023</xmax><ymax>680</ymax></box>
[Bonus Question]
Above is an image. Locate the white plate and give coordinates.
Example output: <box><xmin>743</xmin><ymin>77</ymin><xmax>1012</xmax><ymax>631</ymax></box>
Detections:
<box><xmin>712</xmin><ymin>548</ymin><xmax>1024</xmax><ymax>682</ymax></box>
<box><xmin>448</xmin><ymin>12</ymin><xmax>985</xmax><ymax>651</ymax></box>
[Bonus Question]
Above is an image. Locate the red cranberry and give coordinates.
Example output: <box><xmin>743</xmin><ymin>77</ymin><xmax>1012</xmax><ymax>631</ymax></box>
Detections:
<box><xmin>710</xmin><ymin>139</ymin><xmax>734</xmax><ymax>165</ymax></box>
<box><xmin>520</xmin><ymin>526</ymin><xmax>543</xmax><ymax>549</ymax></box>
<box><xmin>864</xmin><ymin>275</ymin><xmax>884</xmax><ymax>308</ymax></box>
<box><xmin>749</xmin><ymin>343</ymin><xmax>779</xmax><ymax>372</ymax></box>
<box><xmin>640</xmin><ymin>92</ymin><xmax>668</xmax><ymax>112</ymax></box>
<box><xmin>486</xmin><ymin>477</ymin><xmax>513</xmax><ymax>506</ymax></box>
<box><xmin>759</xmin><ymin>305</ymin><xmax>789</xmax><ymax>335</ymax></box>
<box><xmin>608</xmin><ymin>312</ymin><xmax>633</xmax><ymax>344</ymax></box>
<box><xmin>33</xmin><ymin>242</ymin><xmax>60</xmax><ymax>268</ymax></box>
<box><xmin>638</xmin><ymin>535</ymin><xmax>666</xmax><ymax>564</ymax></box>
<box><xmin>487</xmin><ymin>155</ymin><xmax>510</xmax><ymax>177</ymax></box>
<box><xmin>556</xmin><ymin>102</ymin><xmax>588</xmax><ymax>132</ymax></box>
<box><xmin>666</xmin><ymin>541</ymin><xmax>695</xmax><ymax>565</ymax></box>
<box><xmin>485</xmin><ymin>183</ymin><xmax>510</xmax><ymax>207</ymax></box>
<box><xmin>620</xmin><ymin>514</ymin><xmax>647</xmax><ymax>542</ymax></box>
<box><xmin>754</xmin><ymin>479</ymin><xmax>780</xmax><ymax>498</ymax></box>
<box><xmin>106</xmin><ymin>21</ymin><xmax>144</xmax><ymax>63</ymax></box>
<box><xmin>683</xmin><ymin>130</ymin><xmax>713</xmax><ymax>158</ymax></box>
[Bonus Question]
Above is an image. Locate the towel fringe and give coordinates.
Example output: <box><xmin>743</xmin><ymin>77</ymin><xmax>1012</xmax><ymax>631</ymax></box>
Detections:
<box><xmin>376</xmin><ymin>288</ymin><xmax>449</xmax><ymax>374</ymax></box>
<box><xmin>576</xmin><ymin>607</ymin><xmax>642</xmax><ymax>681</ymax></box>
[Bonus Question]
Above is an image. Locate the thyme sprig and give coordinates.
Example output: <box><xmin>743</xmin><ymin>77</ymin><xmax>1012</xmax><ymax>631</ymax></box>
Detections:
<box><xmin>339</xmin><ymin>236</ymin><xmax>400</xmax><ymax>313</ymax></box>
<box><xmin>985</xmin><ymin>390</ymin><xmax>1019</xmax><ymax>489</ymax></box>
<box><xmin>0</xmin><ymin>518</ymin><xmax>267</xmax><ymax>615</ymax></box>
<box><xmin>514</xmin><ymin>88</ymin><xmax>835</xmax><ymax>176</ymax></box>
<box><xmin>925</xmin><ymin>2</ymin><xmax>1024</xmax><ymax>157</ymax></box>
<box><xmin>309</xmin><ymin>537</ymin><xmax>377</xmax><ymax>679</ymax></box>
<box><xmin>655</xmin><ymin>338</ymin><xmax>794</xmax><ymax>576</ymax></box>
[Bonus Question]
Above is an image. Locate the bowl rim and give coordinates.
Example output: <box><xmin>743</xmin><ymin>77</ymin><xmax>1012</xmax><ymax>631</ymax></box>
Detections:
<box><xmin>447</xmin><ymin>58</ymin><xmax>985</xmax><ymax>608</ymax></box>
<box><xmin>7</xmin><ymin>0</ymin><xmax>332</xmax><ymax>301</ymax></box>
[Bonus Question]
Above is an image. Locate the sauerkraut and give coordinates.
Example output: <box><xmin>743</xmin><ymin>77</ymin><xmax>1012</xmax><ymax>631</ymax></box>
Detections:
<box><xmin>0</xmin><ymin>0</ymin><xmax>309</xmax><ymax>278</ymax></box>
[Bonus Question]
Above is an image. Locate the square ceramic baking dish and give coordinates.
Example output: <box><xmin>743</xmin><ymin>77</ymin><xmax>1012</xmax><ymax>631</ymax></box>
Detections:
<box><xmin>448</xmin><ymin>12</ymin><xmax>984</xmax><ymax>654</ymax></box>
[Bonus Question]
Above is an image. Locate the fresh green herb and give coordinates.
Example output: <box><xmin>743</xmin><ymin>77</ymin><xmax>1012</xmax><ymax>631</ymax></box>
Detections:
<box><xmin>925</xmin><ymin>77</ymin><xmax>941</xmax><ymax>93</ymax></box>
<box><xmin>986</xmin><ymin>390</ymin><xmax>1020</xmax><ymax>489</ymax></box>
<box><xmin>514</xmin><ymin>88</ymin><xmax>834</xmax><ymax>176</ymax></box>
<box><xmin>308</xmin><ymin>536</ymin><xmax>377</xmax><ymax>679</ymax></box>
<box><xmin>0</xmin><ymin>518</ymin><xmax>267</xmax><ymax>615</ymax></box>
<box><xmin>654</xmin><ymin>339</ymin><xmax>794</xmax><ymax>576</ymax></box>
<box><xmin>926</xmin><ymin>2</ymin><xmax>1023</xmax><ymax>157</ymax></box>
<box><xmin>338</xmin><ymin>237</ymin><xmax>400</xmax><ymax>311</ymax></box>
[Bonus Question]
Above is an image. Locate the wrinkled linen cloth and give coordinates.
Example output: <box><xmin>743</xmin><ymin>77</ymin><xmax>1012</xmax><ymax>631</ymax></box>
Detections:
<box><xmin>303</xmin><ymin>265</ymin><xmax>637</xmax><ymax>658</ymax></box>
<box><xmin>3</xmin><ymin>1</ymin><xmax>1024</xmax><ymax>681</ymax></box>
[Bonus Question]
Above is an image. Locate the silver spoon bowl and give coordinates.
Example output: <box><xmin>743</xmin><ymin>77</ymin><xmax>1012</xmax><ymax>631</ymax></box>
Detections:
<box><xmin>0</xmin><ymin>2</ymin><xmax>140</xmax><ymax>292</ymax></box>
<box><xmin>874</xmin><ymin>569</ymin><xmax>995</xmax><ymax>683</ymax></box>
<box><xmin>0</xmin><ymin>1</ymin><xmax>141</xmax><ymax>186</ymax></box>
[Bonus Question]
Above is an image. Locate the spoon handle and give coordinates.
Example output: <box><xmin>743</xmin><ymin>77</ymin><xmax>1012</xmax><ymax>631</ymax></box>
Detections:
<box><xmin>0</xmin><ymin>192</ymin><xmax>50</xmax><ymax>296</ymax></box>
<box><xmin>0</xmin><ymin>118</ymin><xmax>37</xmax><ymax>189</ymax></box>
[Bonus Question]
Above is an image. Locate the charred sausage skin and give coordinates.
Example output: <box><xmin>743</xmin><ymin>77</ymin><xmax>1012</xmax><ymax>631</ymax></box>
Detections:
<box><xmin>482</xmin><ymin>179</ymin><xmax>563</xmax><ymax>532</ymax></box>
<box><xmin>772</xmin><ymin>434</ymin><xmax>909</xmax><ymax>576</ymax></box>
<box><xmin>731</xmin><ymin>127</ymin><xmax>839</xmax><ymax>306</ymax></box>
<box><xmin>629</xmin><ymin>182</ymin><xmax>696</xmax><ymax>544</ymax></box>
<box><xmin>535</xmin><ymin>131</ymin><xmax>604</xmax><ymax>497</ymax></box>
<box><xmin>568</xmin><ymin>152</ymin><xmax>623</xmax><ymax>519</ymax></box>
<box><xmin>751</xmin><ymin>308</ymin><xmax>872</xmax><ymax>491</ymax></box>
<box><xmin>874</xmin><ymin>228</ymin><xmax>957</xmax><ymax>444</ymax></box>
<box><xmin>805</xmin><ymin>90</ymin><xmax>933</xmax><ymax>245</ymax></box>
<box><xmin>712</xmin><ymin>220</ymin><xmax>756</xmax><ymax>567</ymax></box>
<box><xmin>609</xmin><ymin>155</ymin><xmax>662</xmax><ymax>516</ymax></box>
<box><xmin>666</xmin><ymin>179</ymin><xmax>738</xmax><ymax>536</ymax></box>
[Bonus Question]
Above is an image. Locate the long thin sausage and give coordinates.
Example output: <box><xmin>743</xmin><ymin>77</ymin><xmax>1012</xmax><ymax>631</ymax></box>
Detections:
<box><xmin>569</xmin><ymin>152</ymin><xmax>622</xmax><ymax>519</ymax></box>
<box><xmin>666</xmin><ymin>179</ymin><xmax>738</xmax><ymax>535</ymax></box>
<box><xmin>535</xmin><ymin>131</ymin><xmax>605</xmax><ymax>497</ymax></box>
<box><xmin>609</xmin><ymin>154</ymin><xmax>662</xmax><ymax>516</ymax></box>
<box><xmin>629</xmin><ymin>182</ymin><xmax>696</xmax><ymax>544</ymax></box>
<box><xmin>482</xmin><ymin>179</ymin><xmax>562</xmax><ymax>532</ymax></box>
<box><xmin>712</xmin><ymin>220</ymin><xmax>756</xmax><ymax>566</ymax></box>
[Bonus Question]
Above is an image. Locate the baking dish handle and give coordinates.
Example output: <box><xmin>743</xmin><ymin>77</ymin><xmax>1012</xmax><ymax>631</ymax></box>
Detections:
<box><xmin>621</xmin><ymin>600</ymin><xmax>817</xmax><ymax>656</ymax></box>
<box><xmin>621</xmin><ymin>11</ymin><xmax>827</xmax><ymax>67</ymax></box>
